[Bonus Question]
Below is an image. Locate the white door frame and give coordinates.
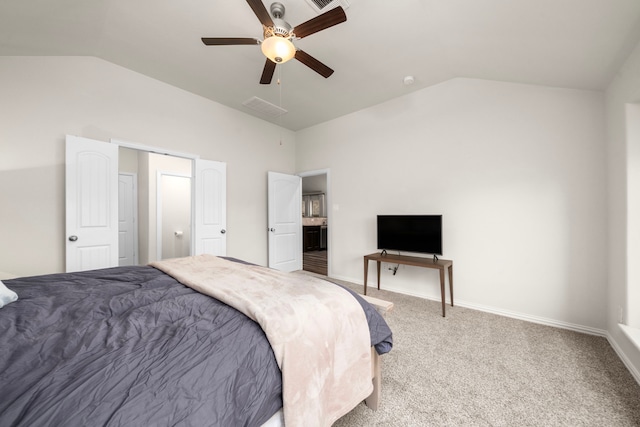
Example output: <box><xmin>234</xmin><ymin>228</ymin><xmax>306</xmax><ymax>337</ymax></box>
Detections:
<box><xmin>112</xmin><ymin>139</ymin><xmax>199</xmax><ymax>262</ymax></box>
<box><xmin>111</xmin><ymin>138</ymin><xmax>199</xmax><ymax>160</ymax></box>
<box><xmin>112</xmin><ymin>138</ymin><xmax>228</xmax><ymax>259</ymax></box>
<box><xmin>299</xmin><ymin>169</ymin><xmax>331</xmax><ymax>276</ymax></box>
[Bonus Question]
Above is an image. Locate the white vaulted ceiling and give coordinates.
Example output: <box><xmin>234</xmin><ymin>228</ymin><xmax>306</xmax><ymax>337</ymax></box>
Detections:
<box><xmin>1</xmin><ymin>0</ymin><xmax>640</xmax><ymax>130</ymax></box>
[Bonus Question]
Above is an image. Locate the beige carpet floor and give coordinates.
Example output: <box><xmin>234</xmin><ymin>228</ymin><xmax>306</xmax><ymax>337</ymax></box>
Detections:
<box><xmin>325</xmin><ymin>279</ymin><xmax>640</xmax><ymax>426</ymax></box>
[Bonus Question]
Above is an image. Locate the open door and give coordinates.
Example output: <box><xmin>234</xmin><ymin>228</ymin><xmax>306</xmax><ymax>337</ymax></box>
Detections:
<box><xmin>65</xmin><ymin>135</ymin><xmax>119</xmax><ymax>272</ymax></box>
<box><xmin>194</xmin><ymin>159</ymin><xmax>227</xmax><ymax>256</ymax></box>
<box><xmin>268</xmin><ymin>171</ymin><xmax>302</xmax><ymax>272</ymax></box>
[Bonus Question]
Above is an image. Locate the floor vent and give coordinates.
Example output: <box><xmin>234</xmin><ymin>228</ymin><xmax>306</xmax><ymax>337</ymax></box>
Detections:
<box><xmin>242</xmin><ymin>96</ymin><xmax>288</xmax><ymax>117</ymax></box>
<box><xmin>304</xmin><ymin>0</ymin><xmax>349</xmax><ymax>13</ymax></box>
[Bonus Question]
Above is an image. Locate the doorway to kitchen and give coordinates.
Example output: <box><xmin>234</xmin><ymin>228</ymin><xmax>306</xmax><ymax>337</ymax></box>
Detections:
<box><xmin>300</xmin><ymin>170</ymin><xmax>329</xmax><ymax>276</ymax></box>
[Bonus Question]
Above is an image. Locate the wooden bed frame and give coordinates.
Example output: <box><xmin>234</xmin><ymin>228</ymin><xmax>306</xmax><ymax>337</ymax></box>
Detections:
<box><xmin>361</xmin><ymin>294</ymin><xmax>394</xmax><ymax>411</ymax></box>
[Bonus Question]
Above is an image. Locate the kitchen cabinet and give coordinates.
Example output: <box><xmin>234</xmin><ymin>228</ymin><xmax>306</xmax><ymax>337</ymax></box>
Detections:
<box><xmin>303</xmin><ymin>226</ymin><xmax>321</xmax><ymax>252</ymax></box>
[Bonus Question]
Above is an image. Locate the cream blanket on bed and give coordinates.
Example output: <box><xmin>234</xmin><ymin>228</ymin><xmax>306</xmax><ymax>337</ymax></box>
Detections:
<box><xmin>150</xmin><ymin>255</ymin><xmax>372</xmax><ymax>427</ymax></box>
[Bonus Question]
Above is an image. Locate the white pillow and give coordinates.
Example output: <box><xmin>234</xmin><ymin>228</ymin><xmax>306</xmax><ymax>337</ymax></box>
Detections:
<box><xmin>0</xmin><ymin>280</ymin><xmax>18</xmax><ymax>308</ymax></box>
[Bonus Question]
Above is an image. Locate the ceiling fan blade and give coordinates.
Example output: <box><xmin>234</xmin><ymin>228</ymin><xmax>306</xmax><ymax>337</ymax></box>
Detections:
<box><xmin>202</xmin><ymin>37</ymin><xmax>260</xmax><ymax>46</ymax></box>
<box><xmin>260</xmin><ymin>59</ymin><xmax>276</xmax><ymax>84</ymax></box>
<box><xmin>246</xmin><ymin>0</ymin><xmax>274</xmax><ymax>27</ymax></box>
<box><xmin>294</xmin><ymin>50</ymin><xmax>334</xmax><ymax>78</ymax></box>
<box><xmin>293</xmin><ymin>6</ymin><xmax>346</xmax><ymax>39</ymax></box>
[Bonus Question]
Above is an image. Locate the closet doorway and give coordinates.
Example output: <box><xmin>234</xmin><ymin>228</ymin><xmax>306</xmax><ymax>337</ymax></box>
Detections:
<box><xmin>119</xmin><ymin>148</ymin><xmax>193</xmax><ymax>265</ymax></box>
<box><xmin>65</xmin><ymin>135</ymin><xmax>226</xmax><ymax>272</ymax></box>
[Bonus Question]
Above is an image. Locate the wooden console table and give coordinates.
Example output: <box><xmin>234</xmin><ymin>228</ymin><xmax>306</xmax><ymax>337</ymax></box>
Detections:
<box><xmin>364</xmin><ymin>252</ymin><xmax>453</xmax><ymax>317</ymax></box>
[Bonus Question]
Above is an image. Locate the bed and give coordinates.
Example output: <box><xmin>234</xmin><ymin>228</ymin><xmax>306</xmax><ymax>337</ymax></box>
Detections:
<box><xmin>0</xmin><ymin>255</ymin><xmax>392</xmax><ymax>427</ymax></box>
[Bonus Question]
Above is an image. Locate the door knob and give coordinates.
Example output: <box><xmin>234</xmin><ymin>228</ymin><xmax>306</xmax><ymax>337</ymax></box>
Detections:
<box><xmin>269</xmin><ymin>228</ymin><xmax>275</xmax><ymax>232</ymax></box>
<box><xmin>68</xmin><ymin>235</ymin><xmax>78</xmax><ymax>242</ymax></box>
<box><xmin>220</xmin><ymin>229</ymin><xmax>226</xmax><ymax>234</ymax></box>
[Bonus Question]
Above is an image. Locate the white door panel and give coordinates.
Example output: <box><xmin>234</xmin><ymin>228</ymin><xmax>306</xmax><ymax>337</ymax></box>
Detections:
<box><xmin>118</xmin><ymin>173</ymin><xmax>137</xmax><ymax>266</ymax></box>
<box><xmin>66</xmin><ymin>135</ymin><xmax>118</xmax><ymax>272</ymax></box>
<box><xmin>268</xmin><ymin>171</ymin><xmax>301</xmax><ymax>272</ymax></box>
<box><xmin>194</xmin><ymin>159</ymin><xmax>227</xmax><ymax>256</ymax></box>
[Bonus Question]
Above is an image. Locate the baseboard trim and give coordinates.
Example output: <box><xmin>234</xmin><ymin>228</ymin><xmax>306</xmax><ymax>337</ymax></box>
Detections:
<box><xmin>607</xmin><ymin>330</ymin><xmax>640</xmax><ymax>385</ymax></box>
<box><xmin>336</xmin><ymin>273</ymin><xmax>639</xmax><ymax>385</ymax></box>
<box><xmin>453</xmin><ymin>299</ymin><xmax>608</xmax><ymax>337</ymax></box>
<box><xmin>336</xmin><ymin>274</ymin><xmax>608</xmax><ymax>337</ymax></box>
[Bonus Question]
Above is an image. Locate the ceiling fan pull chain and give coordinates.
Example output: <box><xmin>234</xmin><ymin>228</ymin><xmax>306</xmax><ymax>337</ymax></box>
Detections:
<box><xmin>278</xmin><ymin>67</ymin><xmax>283</xmax><ymax>146</ymax></box>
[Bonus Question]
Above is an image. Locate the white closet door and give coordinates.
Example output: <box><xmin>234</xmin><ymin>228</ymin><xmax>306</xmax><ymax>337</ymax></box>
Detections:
<box><xmin>194</xmin><ymin>159</ymin><xmax>227</xmax><ymax>256</ymax></box>
<box><xmin>65</xmin><ymin>135</ymin><xmax>119</xmax><ymax>272</ymax></box>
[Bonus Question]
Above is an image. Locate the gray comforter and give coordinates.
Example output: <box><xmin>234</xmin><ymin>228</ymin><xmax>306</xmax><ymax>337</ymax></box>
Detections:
<box><xmin>0</xmin><ymin>264</ymin><xmax>392</xmax><ymax>427</ymax></box>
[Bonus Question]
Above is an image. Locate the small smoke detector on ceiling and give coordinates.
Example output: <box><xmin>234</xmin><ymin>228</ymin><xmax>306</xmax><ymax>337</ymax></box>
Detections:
<box><xmin>242</xmin><ymin>96</ymin><xmax>288</xmax><ymax>118</ymax></box>
<box><xmin>304</xmin><ymin>0</ymin><xmax>349</xmax><ymax>13</ymax></box>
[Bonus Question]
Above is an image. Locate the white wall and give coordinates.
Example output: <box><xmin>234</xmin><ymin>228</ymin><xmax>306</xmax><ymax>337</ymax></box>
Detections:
<box><xmin>0</xmin><ymin>56</ymin><xmax>295</xmax><ymax>276</ymax></box>
<box><xmin>296</xmin><ymin>78</ymin><xmax>607</xmax><ymax>331</ymax></box>
<box><xmin>606</xmin><ymin>38</ymin><xmax>640</xmax><ymax>380</ymax></box>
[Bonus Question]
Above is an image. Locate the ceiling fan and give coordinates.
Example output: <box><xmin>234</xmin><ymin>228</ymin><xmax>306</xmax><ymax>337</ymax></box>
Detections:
<box><xmin>201</xmin><ymin>0</ymin><xmax>347</xmax><ymax>84</ymax></box>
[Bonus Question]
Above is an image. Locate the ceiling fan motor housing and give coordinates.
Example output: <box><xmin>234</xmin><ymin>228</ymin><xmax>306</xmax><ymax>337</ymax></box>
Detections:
<box><xmin>267</xmin><ymin>3</ymin><xmax>293</xmax><ymax>38</ymax></box>
<box><xmin>269</xmin><ymin>19</ymin><xmax>292</xmax><ymax>37</ymax></box>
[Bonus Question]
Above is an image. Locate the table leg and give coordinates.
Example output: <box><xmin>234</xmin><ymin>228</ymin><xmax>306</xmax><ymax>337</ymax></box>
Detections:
<box><xmin>376</xmin><ymin>261</ymin><xmax>381</xmax><ymax>290</ymax></box>
<box><xmin>439</xmin><ymin>268</ymin><xmax>446</xmax><ymax>317</ymax></box>
<box><xmin>364</xmin><ymin>258</ymin><xmax>368</xmax><ymax>295</ymax></box>
<box><xmin>449</xmin><ymin>265</ymin><xmax>454</xmax><ymax>307</ymax></box>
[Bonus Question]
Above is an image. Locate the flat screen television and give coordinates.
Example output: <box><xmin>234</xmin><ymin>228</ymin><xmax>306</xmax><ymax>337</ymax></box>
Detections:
<box><xmin>377</xmin><ymin>215</ymin><xmax>443</xmax><ymax>256</ymax></box>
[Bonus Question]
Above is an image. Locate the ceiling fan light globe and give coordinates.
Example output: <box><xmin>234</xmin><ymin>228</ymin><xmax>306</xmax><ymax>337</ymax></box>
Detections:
<box><xmin>261</xmin><ymin>36</ymin><xmax>296</xmax><ymax>64</ymax></box>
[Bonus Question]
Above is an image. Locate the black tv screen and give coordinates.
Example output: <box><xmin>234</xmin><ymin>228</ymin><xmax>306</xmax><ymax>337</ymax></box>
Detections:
<box><xmin>377</xmin><ymin>215</ymin><xmax>443</xmax><ymax>255</ymax></box>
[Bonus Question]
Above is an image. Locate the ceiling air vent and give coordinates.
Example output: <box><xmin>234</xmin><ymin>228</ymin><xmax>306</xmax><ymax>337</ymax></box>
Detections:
<box><xmin>242</xmin><ymin>96</ymin><xmax>288</xmax><ymax>118</ymax></box>
<box><xmin>304</xmin><ymin>0</ymin><xmax>349</xmax><ymax>13</ymax></box>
